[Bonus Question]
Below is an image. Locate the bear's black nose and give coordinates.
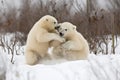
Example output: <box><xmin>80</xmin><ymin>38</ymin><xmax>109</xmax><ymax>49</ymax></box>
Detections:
<box><xmin>59</xmin><ymin>32</ymin><xmax>64</xmax><ymax>36</ymax></box>
<box><xmin>55</xmin><ymin>26</ymin><xmax>60</xmax><ymax>30</ymax></box>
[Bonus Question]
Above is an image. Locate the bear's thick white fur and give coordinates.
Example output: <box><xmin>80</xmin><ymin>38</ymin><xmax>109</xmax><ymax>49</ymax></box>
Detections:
<box><xmin>52</xmin><ymin>22</ymin><xmax>89</xmax><ymax>60</ymax></box>
<box><xmin>25</xmin><ymin>15</ymin><xmax>65</xmax><ymax>65</ymax></box>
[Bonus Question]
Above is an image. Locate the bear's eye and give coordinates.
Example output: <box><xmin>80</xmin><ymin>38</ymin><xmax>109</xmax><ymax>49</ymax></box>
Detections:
<box><xmin>53</xmin><ymin>22</ymin><xmax>56</xmax><ymax>24</ymax></box>
<box><xmin>65</xmin><ymin>29</ymin><xmax>67</xmax><ymax>31</ymax></box>
<box><xmin>46</xmin><ymin>19</ymin><xmax>48</xmax><ymax>21</ymax></box>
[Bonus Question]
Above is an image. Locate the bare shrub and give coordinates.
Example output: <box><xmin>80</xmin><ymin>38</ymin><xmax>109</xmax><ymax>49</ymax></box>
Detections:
<box><xmin>0</xmin><ymin>32</ymin><xmax>24</xmax><ymax>63</ymax></box>
<box><xmin>0</xmin><ymin>0</ymin><xmax>120</xmax><ymax>54</ymax></box>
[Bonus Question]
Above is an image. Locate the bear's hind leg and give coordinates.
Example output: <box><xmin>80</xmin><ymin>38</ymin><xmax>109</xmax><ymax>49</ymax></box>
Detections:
<box><xmin>25</xmin><ymin>50</ymin><xmax>39</xmax><ymax>65</ymax></box>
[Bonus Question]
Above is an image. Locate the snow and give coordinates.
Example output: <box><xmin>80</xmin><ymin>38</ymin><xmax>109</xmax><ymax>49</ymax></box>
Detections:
<box><xmin>4</xmin><ymin>54</ymin><xmax>120</xmax><ymax>80</ymax></box>
<box><xmin>0</xmin><ymin>33</ymin><xmax>120</xmax><ymax>80</ymax></box>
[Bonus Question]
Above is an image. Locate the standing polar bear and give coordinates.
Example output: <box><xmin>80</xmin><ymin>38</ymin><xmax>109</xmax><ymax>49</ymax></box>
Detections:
<box><xmin>25</xmin><ymin>15</ymin><xmax>65</xmax><ymax>65</ymax></box>
<box><xmin>52</xmin><ymin>22</ymin><xmax>89</xmax><ymax>60</ymax></box>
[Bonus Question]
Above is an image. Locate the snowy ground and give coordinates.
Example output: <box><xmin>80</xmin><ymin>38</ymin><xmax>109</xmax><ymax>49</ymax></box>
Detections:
<box><xmin>3</xmin><ymin>53</ymin><xmax>120</xmax><ymax>80</ymax></box>
<box><xmin>0</xmin><ymin>33</ymin><xmax>120</xmax><ymax>80</ymax></box>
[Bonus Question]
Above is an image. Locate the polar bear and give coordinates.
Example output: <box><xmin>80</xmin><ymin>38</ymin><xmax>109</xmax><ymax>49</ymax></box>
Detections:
<box><xmin>25</xmin><ymin>15</ymin><xmax>65</xmax><ymax>65</ymax></box>
<box><xmin>52</xmin><ymin>22</ymin><xmax>89</xmax><ymax>60</ymax></box>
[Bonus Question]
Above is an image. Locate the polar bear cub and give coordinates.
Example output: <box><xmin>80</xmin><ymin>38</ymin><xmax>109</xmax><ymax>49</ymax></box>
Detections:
<box><xmin>25</xmin><ymin>15</ymin><xmax>65</xmax><ymax>65</ymax></box>
<box><xmin>52</xmin><ymin>22</ymin><xmax>89</xmax><ymax>60</ymax></box>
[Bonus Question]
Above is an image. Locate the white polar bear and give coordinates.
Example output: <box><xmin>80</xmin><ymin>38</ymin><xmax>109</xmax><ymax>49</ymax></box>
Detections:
<box><xmin>52</xmin><ymin>22</ymin><xmax>89</xmax><ymax>60</ymax></box>
<box><xmin>25</xmin><ymin>15</ymin><xmax>65</xmax><ymax>65</ymax></box>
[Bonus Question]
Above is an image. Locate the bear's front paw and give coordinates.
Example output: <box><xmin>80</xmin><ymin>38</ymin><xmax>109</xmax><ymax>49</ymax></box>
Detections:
<box><xmin>62</xmin><ymin>43</ymin><xmax>71</xmax><ymax>50</ymax></box>
<box><xmin>62</xmin><ymin>41</ymin><xmax>74</xmax><ymax>50</ymax></box>
<box><xmin>61</xmin><ymin>38</ymin><xmax>66</xmax><ymax>42</ymax></box>
<box><xmin>57</xmin><ymin>37</ymin><xmax>65</xmax><ymax>42</ymax></box>
<box><xmin>52</xmin><ymin>34</ymin><xmax>64</xmax><ymax>42</ymax></box>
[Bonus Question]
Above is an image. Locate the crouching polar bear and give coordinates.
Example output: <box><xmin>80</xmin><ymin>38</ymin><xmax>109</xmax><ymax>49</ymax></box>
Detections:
<box><xmin>51</xmin><ymin>22</ymin><xmax>89</xmax><ymax>60</ymax></box>
<box><xmin>25</xmin><ymin>15</ymin><xmax>65</xmax><ymax>65</ymax></box>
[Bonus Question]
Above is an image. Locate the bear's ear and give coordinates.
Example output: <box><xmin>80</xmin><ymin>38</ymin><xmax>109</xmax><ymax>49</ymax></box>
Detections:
<box><xmin>73</xmin><ymin>26</ymin><xmax>76</xmax><ymax>30</ymax></box>
<box><xmin>46</xmin><ymin>19</ymin><xmax>48</xmax><ymax>21</ymax></box>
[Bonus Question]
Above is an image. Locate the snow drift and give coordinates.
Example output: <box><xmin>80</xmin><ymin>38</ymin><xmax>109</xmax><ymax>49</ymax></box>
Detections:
<box><xmin>5</xmin><ymin>54</ymin><xmax>120</xmax><ymax>80</ymax></box>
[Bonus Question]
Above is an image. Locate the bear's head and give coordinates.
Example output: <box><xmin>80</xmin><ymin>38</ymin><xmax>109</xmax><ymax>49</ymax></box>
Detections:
<box><xmin>55</xmin><ymin>22</ymin><xmax>76</xmax><ymax>39</ymax></box>
<box><xmin>40</xmin><ymin>15</ymin><xmax>58</xmax><ymax>32</ymax></box>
